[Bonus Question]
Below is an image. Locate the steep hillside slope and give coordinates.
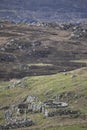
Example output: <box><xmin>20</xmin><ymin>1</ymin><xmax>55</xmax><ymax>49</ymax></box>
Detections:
<box><xmin>0</xmin><ymin>67</ymin><xmax>87</xmax><ymax>129</ymax></box>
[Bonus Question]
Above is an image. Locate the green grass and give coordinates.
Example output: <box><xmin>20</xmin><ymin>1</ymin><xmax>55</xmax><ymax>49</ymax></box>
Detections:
<box><xmin>39</xmin><ymin>125</ymin><xmax>87</xmax><ymax>130</ymax></box>
<box><xmin>70</xmin><ymin>59</ymin><xmax>87</xmax><ymax>64</ymax></box>
<box><xmin>0</xmin><ymin>68</ymin><xmax>87</xmax><ymax>107</ymax></box>
<box><xmin>0</xmin><ymin>68</ymin><xmax>87</xmax><ymax>127</ymax></box>
<box><xmin>26</xmin><ymin>71</ymin><xmax>87</xmax><ymax>99</ymax></box>
<box><xmin>0</xmin><ymin>81</ymin><xmax>9</xmax><ymax>89</ymax></box>
<box><xmin>0</xmin><ymin>110</ymin><xmax>5</xmax><ymax>124</ymax></box>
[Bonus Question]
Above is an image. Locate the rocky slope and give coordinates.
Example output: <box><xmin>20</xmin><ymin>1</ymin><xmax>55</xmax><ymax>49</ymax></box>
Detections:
<box><xmin>0</xmin><ymin>21</ymin><xmax>87</xmax><ymax>80</ymax></box>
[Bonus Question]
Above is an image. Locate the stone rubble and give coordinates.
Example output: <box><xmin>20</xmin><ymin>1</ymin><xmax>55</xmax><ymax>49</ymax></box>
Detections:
<box><xmin>70</xmin><ymin>26</ymin><xmax>87</xmax><ymax>39</ymax></box>
<box><xmin>7</xmin><ymin>78</ymin><xmax>28</xmax><ymax>89</ymax></box>
<box><xmin>0</xmin><ymin>118</ymin><xmax>34</xmax><ymax>130</ymax></box>
<box><xmin>47</xmin><ymin>109</ymin><xmax>80</xmax><ymax>117</ymax></box>
<box><xmin>0</xmin><ymin>109</ymin><xmax>34</xmax><ymax>129</ymax></box>
<box><xmin>0</xmin><ymin>91</ymin><xmax>82</xmax><ymax>129</ymax></box>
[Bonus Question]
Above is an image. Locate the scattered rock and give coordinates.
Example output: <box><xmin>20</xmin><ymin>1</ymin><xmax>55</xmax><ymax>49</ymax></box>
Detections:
<box><xmin>7</xmin><ymin>78</ymin><xmax>28</xmax><ymax>89</ymax></box>
<box><xmin>44</xmin><ymin>99</ymin><xmax>68</xmax><ymax>108</ymax></box>
<box><xmin>0</xmin><ymin>47</ymin><xmax>5</xmax><ymax>51</ymax></box>
<box><xmin>45</xmin><ymin>109</ymin><xmax>49</xmax><ymax>117</ymax></box>
<box><xmin>60</xmin><ymin>91</ymin><xmax>76</xmax><ymax>101</ymax></box>
<box><xmin>70</xmin><ymin>26</ymin><xmax>87</xmax><ymax>39</ymax></box>
<box><xmin>0</xmin><ymin>53</ymin><xmax>15</xmax><ymax>62</ymax></box>
<box><xmin>0</xmin><ymin>106</ymin><xmax>9</xmax><ymax>110</ymax></box>
<box><xmin>48</xmin><ymin>109</ymin><xmax>80</xmax><ymax>117</ymax></box>
<box><xmin>5</xmin><ymin>110</ymin><xmax>12</xmax><ymax>123</ymax></box>
<box><xmin>0</xmin><ymin>118</ymin><xmax>34</xmax><ymax>129</ymax></box>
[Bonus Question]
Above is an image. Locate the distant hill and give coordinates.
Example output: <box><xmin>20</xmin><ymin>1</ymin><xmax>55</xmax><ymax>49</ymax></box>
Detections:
<box><xmin>0</xmin><ymin>0</ymin><xmax>87</xmax><ymax>23</ymax></box>
<box><xmin>0</xmin><ymin>0</ymin><xmax>87</xmax><ymax>12</ymax></box>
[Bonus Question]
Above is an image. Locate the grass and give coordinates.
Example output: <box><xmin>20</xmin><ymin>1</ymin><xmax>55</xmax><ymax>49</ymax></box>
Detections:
<box><xmin>26</xmin><ymin>71</ymin><xmax>87</xmax><ymax>99</ymax></box>
<box><xmin>0</xmin><ymin>67</ymin><xmax>87</xmax><ymax>128</ymax></box>
<box><xmin>28</xmin><ymin>63</ymin><xmax>53</xmax><ymax>67</ymax></box>
<box><xmin>0</xmin><ymin>68</ymin><xmax>87</xmax><ymax>107</ymax></box>
<box><xmin>13</xmin><ymin>124</ymin><xmax>87</xmax><ymax>130</ymax></box>
<box><xmin>0</xmin><ymin>81</ymin><xmax>9</xmax><ymax>89</ymax></box>
<box><xmin>38</xmin><ymin>125</ymin><xmax>87</xmax><ymax>130</ymax></box>
<box><xmin>70</xmin><ymin>59</ymin><xmax>87</xmax><ymax>64</ymax></box>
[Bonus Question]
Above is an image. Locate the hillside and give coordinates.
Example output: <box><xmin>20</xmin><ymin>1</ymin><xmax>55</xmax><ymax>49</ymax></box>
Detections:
<box><xmin>0</xmin><ymin>67</ymin><xmax>87</xmax><ymax>129</ymax></box>
<box><xmin>0</xmin><ymin>0</ymin><xmax>87</xmax><ymax>23</ymax></box>
<box><xmin>0</xmin><ymin>22</ymin><xmax>87</xmax><ymax>80</ymax></box>
<box><xmin>0</xmin><ymin>21</ymin><xmax>87</xmax><ymax>129</ymax></box>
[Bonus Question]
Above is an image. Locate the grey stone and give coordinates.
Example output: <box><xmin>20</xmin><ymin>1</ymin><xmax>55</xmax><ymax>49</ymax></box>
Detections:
<box><xmin>25</xmin><ymin>96</ymin><xmax>36</xmax><ymax>103</ymax></box>
<box><xmin>42</xmin><ymin>105</ymin><xmax>45</xmax><ymax>114</ymax></box>
<box><xmin>7</xmin><ymin>79</ymin><xmax>28</xmax><ymax>89</ymax></box>
<box><xmin>0</xmin><ymin>47</ymin><xmax>5</xmax><ymax>51</ymax></box>
<box><xmin>56</xmin><ymin>93</ymin><xmax>61</xmax><ymax>101</ymax></box>
<box><xmin>0</xmin><ymin>118</ymin><xmax>34</xmax><ymax>129</ymax></box>
<box><xmin>5</xmin><ymin>110</ymin><xmax>12</xmax><ymax>122</ymax></box>
<box><xmin>45</xmin><ymin>109</ymin><xmax>49</xmax><ymax>117</ymax></box>
<box><xmin>48</xmin><ymin>109</ymin><xmax>80</xmax><ymax>117</ymax></box>
<box><xmin>44</xmin><ymin>99</ymin><xmax>68</xmax><ymax>108</ymax></box>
